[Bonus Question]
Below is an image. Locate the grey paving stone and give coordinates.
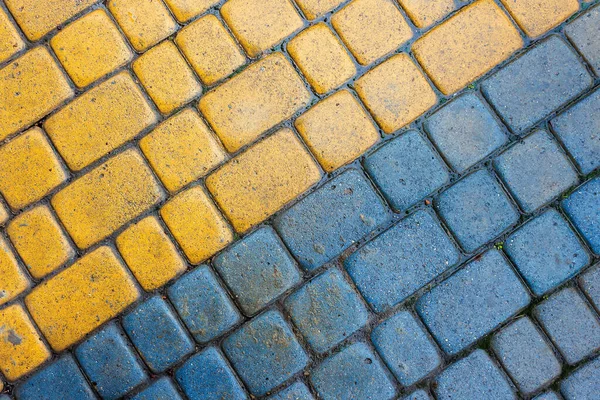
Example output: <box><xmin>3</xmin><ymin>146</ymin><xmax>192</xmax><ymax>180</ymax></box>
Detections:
<box><xmin>562</xmin><ymin>177</ymin><xmax>600</xmax><ymax>254</ymax></box>
<box><xmin>565</xmin><ymin>5</ymin><xmax>600</xmax><ymax>75</ymax></box>
<box><xmin>561</xmin><ymin>356</ymin><xmax>600</xmax><ymax>400</ymax></box>
<box><xmin>579</xmin><ymin>263</ymin><xmax>600</xmax><ymax>311</ymax></box>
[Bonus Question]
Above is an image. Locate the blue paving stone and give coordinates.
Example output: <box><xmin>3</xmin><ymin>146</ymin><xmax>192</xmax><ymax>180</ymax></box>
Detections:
<box><xmin>561</xmin><ymin>356</ymin><xmax>600</xmax><ymax>400</ymax></box>
<box><xmin>75</xmin><ymin>322</ymin><xmax>147</xmax><ymax>400</ymax></box>
<box><xmin>284</xmin><ymin>268</ymin><xmax>369</xmax><ymax>353</ymax></box>
<box><xmin>213</xmin><ymin>226</ymin><xmax>301</xmax><ymax>316</ymax></box>
<box><xmin>266</xmin><ymin>381</ymin><xmax>314</xmax><ymax>400</ymax></box>
<box><xmin>435</xmin><ymin>169</ymin><xmax>519</xmax><ymax>253</ymax></box>
<box><xmin>579</xmin><ymin>264</ymin><xmax>600</xmax><ymax>310</ymax></box>
<box><xmin>534</xmin><ymin>287</ymin><xmax>600</xmax><ymax>365</ymax></box>
<box><xmin>0</xmin><ymin>395</ymin><xmax>9</xmax><ymax>400</ymax></box>
<box><xmin>562</xmin><ymin>178</ymin><xmax>600</xmax><ymax>254</ymax></box>
<box><xmin>552</xmin><ymin>88</ymin><xmax>600</xmax><ymax>174</ymax></box>
<box><xmin>494</xmin><ymin>130</ymin><xmax>578</xmax><ymax>213</ymax></box>
<box><xmin>504</xmin><ymin>208</ymin><xmax>590</xmax><ymax>295</ymax></box>
<box><xmin>131</xmin><ymin>377</ymin><xmax>183</xmax><ymax>400</ymax></box>
<box><xmin>565</xmin><ymin>5</ymin><xmax>600</xmax><ymax>76</ymax></box>
<box><xmin>491</xmin><ymin>317</ymin><xmax>561</xmax><ymax>394</ymax></box>
<box><xmin>533</xmin><ymin>391</ymin><xmax>562</xmax><ymax>400</ymax></box>
<box><xmin>424</xmin><ymin>93</ymin><xmax>507</xmax><ymax>173</ymax></box>
<box><xmin>167</xmin><ymin>265</ymin><xmax>241</xmax><ymax>343</ymax></box>
<box><xmin>371</xmin><ymin>310</ymin><xmax>441</xmax><ymax>386</ymax></box>
<box><xmin>310</xmin><ymin>342</ymin><xmax>396</xmax><ymax>400</ymax></box>
<box><xmin>403</xmin><ymin>390</ymin><xmax>433</xmax><ymax>400</ymax></box>
<box><xmin>15</xmin><ymin>355</ymin><xmax>95</xmax><ymax>400</ymax></box>
<box><xmin>122</xmin><ymin>296</ymin><xmax>195</xmax><ymax>373</ymax></box>
<box><xmin>345</xmin><ymin>209</ymin><xmax>459</xmax><ymax>312</ymax></box>
<box><xmin>175</xmin><ymin>347</ymin><xmax>247</xmax><ymax>400</ymax></box>
<box><xmin>274</xmin><ymin>169</ymin><xmax>389</xmax><ymax>271</ymax></box>
<box><xmin>416</xmin><ymin>249</ymin><xmax>530</xmax><ymax>354</ymax></box>
<box><xmin>482</xmin><ymin>36</ymin><xmax>592</xmax><ymax>134</ymax></box>
<box><xmin>434</xmin><ymin>350</ymin><xmax>516</xmax><ymax>400</ymax></box>
<box><xmin>363</xmin><ymin>130</ymin><xmax>449</xmax><ymax>211</ymax></box>
<box><xmin>222</xmin><ymin>310</ymin><xmax>309</xmax><ymax>396</ymax></box>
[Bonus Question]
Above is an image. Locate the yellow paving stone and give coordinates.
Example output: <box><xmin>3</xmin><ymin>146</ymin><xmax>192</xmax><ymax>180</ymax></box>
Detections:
<box><xmin>4</xmin><ymin>0</ymin><xmax>99</xmax><ymax>41</ymax></box>
<box><xmin>25</xmin><ymin>246</ymin><xmax>140</xmax><ymax>351</ymax></box>
<box><xmin>199</xmin><ymin>53</ymin><xmax>311</xmax><ymax>152</ymax></box>
<box><xmin>0</xmin><ymin>7</ymin><xmax>25</xmax><ymax>64</ymax></box>
<box><xmin>0</xmin><ymin>304</ymin><xmax>50</xmax><ymax>381</ymax></box>
<box><xmin>116</xmin><ymin>216</ymin><xmax>187</xmax><ymax>290</ymax></box>
<box><xmin>221</xmin><ymin>0</ymin><xmax>304</xmax><ymax>57</ymax></box>
<box><xmin>51</xmin><ymin>149</ymin><xmax>165</xmax><ymax>249</ymax></box>
<box><xmin>288</xmin><ymin>23</ymin><xmax>356</xmax><ymax>94</ymax></box>
<box><xmin>332</xmin><ymin>0</ymin><xmax>413</xmax><ymax>65</ymax></box>
<box><xmin>0</xmin><ymin>379</ymin><xmax>3</xmax><ymax>391</ymax></box>
<box><xmin>160</xmin><ymin>186</ymin><xmax>233</xmax><ymax>264</ymax></box>
<box><xmin>108</xmin><ymin>0</ymin><xmax>178</xmax><ymax>52</ymax></box>
<box><xmin>0</xmin><ymin>47</ymin><xmax>73</xmax><ymax>141</ymax></box>
<box><xmin>0</xmin><ymin>203</ymin><xmax>8</xmax><ymax>226</ymax></box>
<box><xmin>398</xmin><ymin>0</ymin><xmax>455</xmax><ymax>28</ymax></box>
<box><xmin>206</xmin><ymin>128</ymin><xmax>322</xmax><ymax>232</ymax></box>
<box><xmin>0</xmin><ymin>238</ymin><xmax>29</xmax><ymax>306</ymax></box>
<box><xmin>44</xmin><ymin>71</ymin><xmax>157</xmax><ymax>171</ymax></box>
<box><xmin>7</xmin><ymin>205</ymin><xmax>74</xmax><ymax>280</ymax></box>
<box><xmin>164</xmin><ymin>0</ymin><xmax>220</xmax><ymax>22</ymax></box>
<box><xmin>295</xmin><ymin>90</ymin><xmax>379</xmax><ymax>171</ymax></box>
<box><xmin>50</xmin><ymin>9</ymin><xmax>133</xmax><ymax>88</ymax></box>
<box><xmin>0</xmin><ymin>128</ymin><xmax>68</xmax><ymax>210</ymax></box>
<box><xmin>294</xmin><ymin>0</ymin><xmax>346</xmax><ymax>19</ymax></box>
<box><xmin>355</xmin><ymin>53</ymin><xmax>436</xmax><ymax>133</ymax></box>
<box><xmin>140</xmin><ymin>108</ymin><xmax>227</xmax><ymax>192</ymax></box>
<box><xmin>500</xmin><ymin>0</ymin><xmax>579</xmax><ymax>37</ymax></box>
<box><xmin>175</xmin><ymin>14</ymin><xmax>246</xmax><ymax>86</ymax></box>
<box><xmin>412</xmin><ymin>0</ymin><xmax>523</xmax><ymax>95</ymax></box>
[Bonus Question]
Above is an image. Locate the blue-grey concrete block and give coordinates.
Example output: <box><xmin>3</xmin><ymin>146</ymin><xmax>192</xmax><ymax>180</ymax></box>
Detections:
<box><xmin>562</xmin><ymin>178</ymin><xmax>600</xmax><ymax>254</ymax></box>
<box><xmin>131</xmin><ymin>377</ymin><xmax>183</xmax><ymax>400</ymax></box>
<box><xmin>403</xmin><ymin>389</ymin><xmax>433</xmax><ymax>400</ymax></box>
<box><xmin>565</xmin><ymin>5</ymin><xmax>600</xmax><ymax>76</ymax></box>
<box><xmin>561</xmin><ymin>356</ymin><xmax>600</xmax><ymax>400</ymax></box>
<box><xmin>579</xmin><ymin>264</ymin><xmax>600</xmax><ymax>311</ymax></box>
<box><xmin>534</xmin><ymin>391</ymin><xmax>563</xmax><ymax>400</ymax></box>
<box><xmin>267</xmin><ymin>382</ymin><xmax>314</xmax><ymax>400</ymax></box>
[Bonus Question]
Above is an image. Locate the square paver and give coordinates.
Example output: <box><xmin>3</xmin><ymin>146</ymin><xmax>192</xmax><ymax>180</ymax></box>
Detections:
<box><xmin>562</xmin><ymin>178</ymin><xmax>600</xmax><ymax>254</ymax></box>
<box><xmin>561</xmin><ymin>356</ymin><xmax>600</xmax><ymax>400</ymax></box>
<box><xmin>131</xmin><ymin>377</ymin><xmax>183</xmax><ymax>400</ymax></box>
<box><xmin>267</xmin><ymin>382</ymin><xmax>314</xmax><ymax>400</ymax></box>
<box><xmin>579</xmin><ymin>264</ymin><xmax>600</xmax><ymax>311</ymax></box>
<box><xmin>565</xmin><ymin>4</ymin><xmax>600</xmax><ymax>75</ymax></box>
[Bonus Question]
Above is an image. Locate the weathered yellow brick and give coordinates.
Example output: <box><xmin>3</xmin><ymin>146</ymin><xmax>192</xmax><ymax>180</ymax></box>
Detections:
<box><xmin>221</xmin><ymin>0</ymin><xmax>304</xmax><ymax>57</ymax></box>
<box><xmin>108</xmin><ymin>0</ymin><xmax>178</xmax><ymax>52</ymax></box>
<box><xmin>175</xmin><ymin>14</ymin><xmax>246</xmax><ymax>86</ymax></box>
<box><xmin>332</xmin><ymin>0</ymin><xmax>413</xmax><ymax>65</ymax></box>
<box><xmin>288</xmin><ymin>23</ymin><xmax>356</xmax><ymax>94</ymax></box>
<box><xmin>164</xmin><ymin>0</ymin><xmax>220</xmax><ymax>22</ymax></box>
<box><xmin>398</xmin><ymin>0</ymin><xmax>455</xmax><ymax>28</ymax></box>
<box><xmin>355</xmin><ymin>53</ymin><xmax>436</xmax><ymax>133</ymax></box>
<box><xmin>160</xmin><ymin>186</ymin><xmax>233</xmax><ymax>264</ymax></box>
<box><xmin>500</xmin><ymin>0</ymin><xmax>579</xmax><ymax>37</ymax></box>
<box><xmin>0</xmin><ymin>304</ymin><xmax>50</xmax><ymax>381</ymax></box>
<box><xmin>0</xmin><ymin>7</ymin><xmax>25</xmax><ymax>64</ymax></box>
<box><xmin>295</xmin><ymin>90</ymin><xmax>379</xmax><ymax>172</ymax></box>
<box><xmin>0</xmin><ymin>203</ymin><xmax>8</xmax><ymax>226</ymax></box>
<box><xmin>8</xmin><ymin>205</ymin><xmax>74</xmax><ymax>280</ymax></box>
<box><xmin>0</xmin><ymin>128</ymin><xmax>68</xmax><ymax>210</ymax></box>
<box><xmin>45</xmin><ymin>71</ymin><xmax>157</xmax><ymax>171</ymax></box>
<box><xmin>0</xmin><ymin>47</ymin><xmax>73</xmax><ymax>141</ymax></box>
<box><xmin>0</xmin><ymin>238</ymin><xmax>29</xmax><ymax>306</ymax></box>
<box><xmin>200</xmin><ymin>53</ymin><xmax>311</xmax><ymax>152</ymax></box>
<box><xmin>50</xmin><ymin>10</ymin><xmax>133</xmax><ymax>88</ymax></box>
<box><xmin>140</xmin><ymin>108</ymin><xmax>227</xmax><ymax>192</ymax></box>
<box><xmin>133</xmin><ymin>41</ymin><xmax>202</xmax><ymax>114</ymax></box>
<box><xmin>116</xmin><ymin>216</ymin><xmax>187</xmax><ymax>290</ymax></box>
<box><xmin>294</xmin><ymin>0</ymin><xmax>345</xmax><ymax>19</ymax></box>
<box><xmin>412</xmin><ymin>0</ymin><xmax>523</xmax><ymax>95</ymax></box>
<box><xmin>52</xmin><ymin>149</ymin><xmax>165</xmax><ymax>249</ymax></box>
<box><xmin>206</xmin><ymin>128</ymin><xmax>321</xmax><ymax>232</ymax></box>
<box><xmin>4</xmin><ymin>0</ymin><xmax>98</xmax><ymax>41</ymax></box>
<box><xmin>25</xmin><ymin>246</ymin><xmax>140</xmax><ymax>351</ymax></box>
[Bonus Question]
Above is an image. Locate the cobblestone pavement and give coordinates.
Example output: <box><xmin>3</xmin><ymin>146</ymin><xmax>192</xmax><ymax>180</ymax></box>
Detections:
<box><xmin>0</xmin><ymin>0</ymin><xmax>599</xmax><ymax>399</ymax></box>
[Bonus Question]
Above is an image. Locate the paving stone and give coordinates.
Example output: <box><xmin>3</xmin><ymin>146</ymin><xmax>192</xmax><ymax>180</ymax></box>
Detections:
<box><xmin>0</xmin><ymin>237</ymin><xmax>29</xmax><ymax>306</ymax></box>
<box><xmin>223</xmin><ymin>310</ymin><xmax>309</xmax><ymax>396</ymax></box>
<box><xmin>345</xmin><ymin>209</ymin><xmax>459</xmax><ymax>312</ymax></box>
<box><xmin>310</xmin><ymin>342</ymin><xmax>396</xmax><ymax>400</ymax></box>
<box><xmin>75</xmin><ymin>322</ymin><xmax>147</xmax><ymax>400</ymax></box>
<box><xmin>275</xmin><ymin>168</ymin><xmax>389</xmax><ymax>271</ymax></box>
<box><xmin>0</xmin><ymin>7</ymin><xmax>25</xmax><ymax>64</ymax></box>
<box><xmin>562</xmin><ymin>178</ymin><xmax>600</xmax><ymax>254</ymax></box>
<box><xmin>284</xmin><ymin>268</ymin><xmax>369</xmax><ymax>353</ymax></box>
<box><xmin>213</xmin><ymin>226</ymin><xmax>301</xmax><ymax>316</ymax></box>
<box><xmin>131</xmin><ymin>377</ymin><xmax>183</xmax><ymax>400</ymax></box>
<box><xmin>561</xmin><ymin>356</ymin><xmax>600</xmax><ymax>400</ymax></box>
<box><xmin>433</xmin><ymin>350</ymin><xmax>516</xmax><ymax>400</ymax></box>
<box><xmin>371</xmin><ymin>310</ymin><xmax>442</xmax><ymax>386</ymax></box>
<box><xmin>123</xmin><ymin>296</ymin><xmax>195</xmax><ymax>373</ymax></box>
<box><xmin>424</xmin><ymin>93</ymin><xmax>508</xmax><ymax>173</ymax></box>
<box><xmin>504</xmin><ymin>209</ymin><xmax>590</xmax><ymax>295</ymax></box>
<box><xmin>579</xmin><ymin>264</ymin><xmax>600</xmax><ymax>310</ymax></box>
<box><xmin>492</xmin><ymin>317</ymin><xmax>561</xmax><ymax>394</ymax></box>
<box><xmin>533</xmin><ymin>392</ymin><xmax>562</xmax><ymax>400</ymax></box>
<box><xmin>412</xmin><ymin>0</ymin><xmax>523</xmax><ymax>94</ymax></box>
<box><xmin>167</xmin><ymin>265</ymin><xmax>241</xmax><ymax>343</ymax></box>
<box><xmin>164</xmin><ymin>0</ymin><xmax>220</xmax><ymax>22</ymax></box>
<box><xmin>552</xmin><ymin>88</ymin><xmax>600</xmax><ymax>175</ymax></box>
<box><xmin>0</xmin><ymin>203</ymin><xmax>8</xmax><ymax>226</ymax></box>
<box><xmin>398</xmin><ymin>0</ymin><xmax>455</xmax><ymax>28</ymax></box>
<box><xmin>534</xmin><ymin>287</ymin><xmax>600</xmax><ymax>365</ymax></box>
<box><xmin>363</xmin><ymin>130</ymin><xmax>449</xmax><ymax>212</ymax></box>
<box><xmin>15</xmin><ymin>355</ymin><xmax>95</xmax><ymax>400</ymax></box>
<box><xmin>565</xmin><ymin>5</ymin><xmax>600</xmax><ymax>76</ymax></box>
<box><xmin>482</xmin><ymin>36</ymin><xmax>593</xmax><ymax>134</ymax></box>
<box><xmin>500</xmin><ymin>0</ymin><xmax>579</xmax><ymax>37</ymax></box>
<box><xmin>417</xmin><ymin>249</ymin><xmax>530</xmax><ymax>354</ymax></box>
<box><xmin>295</xmin><ymin>0</ymin><xmax>345</xmax><ymax>19</ymax></box>
<box><xmin>403</xmin><ymin>389</ymin><xmax>433</xmax><ymax>400</ymax></box>
<box><xmin>267</xmin><ymin>382</ymin><xmax>314</xmax><ymax>400</ymax></box>
<box><xmin>435</xmin><ymin>169</ymin><xmax>519</xmax><ymax>253</ymax></box>
<box><xmin>175</xmin><ymin>347</ymin><xmax>247</xmax><ymax>400</ymax></box>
